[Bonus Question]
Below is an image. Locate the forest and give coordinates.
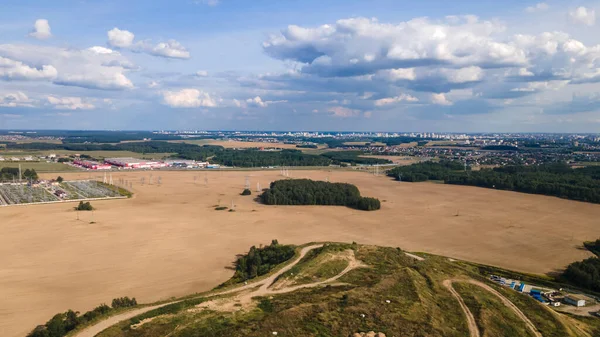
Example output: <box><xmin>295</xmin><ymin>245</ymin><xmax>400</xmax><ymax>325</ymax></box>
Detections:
<box><xmin>260</xmin><ymin>179</ymin><xmax>381</xmax><ymax>211</ymax></box>
<box><xmin>209</xmin><ymin>149</ymin><xmax>332</xmax><ymax>167</ymax></box>
<box><xmin>388</xmin><ymin>161</ymin><xmax>600</xmax><ymax>204</ymax></box>
<box><xmin>561</xmin><ymin>240</ymin><xmax>600</xmax><ymax>293</ymax></box>
<box><xmin>231</xmin><ymin>240</ymin><xmax>295</xmax><ymax>282</ymax></box>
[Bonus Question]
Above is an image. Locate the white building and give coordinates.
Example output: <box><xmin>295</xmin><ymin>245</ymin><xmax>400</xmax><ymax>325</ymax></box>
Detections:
<box><xmin>564</xmin><ymin>295</ymin><xmax>586</xmax><ymax>307</ymax></box>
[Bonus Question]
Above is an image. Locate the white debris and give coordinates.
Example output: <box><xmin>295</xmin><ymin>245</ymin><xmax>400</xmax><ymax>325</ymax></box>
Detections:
<box><xmin>385</xmin><ymin>300</ymin><xmax>391</xmax><ymax>304</ymax></box>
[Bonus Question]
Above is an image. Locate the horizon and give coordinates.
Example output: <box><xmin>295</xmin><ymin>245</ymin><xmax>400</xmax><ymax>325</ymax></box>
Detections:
<box><xmin>1</xmin><ymin>1</ymin><xmax>600</xmax><ymax>132</ymax></box>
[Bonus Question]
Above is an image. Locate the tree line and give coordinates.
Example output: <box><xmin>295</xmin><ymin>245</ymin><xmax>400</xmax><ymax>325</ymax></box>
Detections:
<box><xmin>0</xmin><ymin>167</ymin><xmax>39</xmax><ymax>182</ymax></box>
<box><xmin>388</xmin><ymin>161</ymin><xmax>600</xmax><ymax>204</ymax></box>
<box><xmin>260</xmin><ymin>179</ymin><xmax>381</xmax><ymax>211</ymax></box>
<box><xmin>232</xmin><ymin>240</ymin><xmax>295</xmax><ymax>282</ymax></box>
<box><xmin>27</xmin><ymin>297</ymin><xmax>137</xmax><ymax>337</ymax></box>
<box><xmin>321</xmin><ymin>151</ymin><xmax>392</xmax><ymax>165</ymax></box>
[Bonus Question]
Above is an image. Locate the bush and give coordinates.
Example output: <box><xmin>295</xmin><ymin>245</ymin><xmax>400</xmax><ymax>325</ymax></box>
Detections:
<box><xmin>56</xmin><ymin>176</ymin><xmax>64</xmax><ymax>183</ymax></box>
<box><xmin>75</xmin><ymin>201</ymin><xmax>93</xmax><ymax>211</ymax></box>
<box><xmin>215</xmin><ymin>206</ymin><xmax>228</xmax><ymax>211</ymax></box>
<box><xmin>111</xmin><ymin>297</ymin><xmax>137</xmax><ymax>308</ymax></box>
<box><xmin>241</xmin><ymin>188</ymin><xmax>252</xmax><ymax>196</ymax></box>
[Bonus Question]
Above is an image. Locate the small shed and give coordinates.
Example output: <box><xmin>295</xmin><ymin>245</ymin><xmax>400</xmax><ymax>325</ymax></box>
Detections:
<box><xmin>564</xmin><ymin>295</ymin><xmax>586</xmax><ymax>307</ymax></box>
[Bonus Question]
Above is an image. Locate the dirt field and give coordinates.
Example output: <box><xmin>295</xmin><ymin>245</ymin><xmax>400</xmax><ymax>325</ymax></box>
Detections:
<box><xmin>174</xmin><ymin>139</ymin><xmax>308</xmax><ymax>150</ymax></box>
<box><xmin>359</xmin><ymin>155</ymin><xmax>426</xmax><ymax>165</ymax></box>
<box><xmin>2</xmin><ymin>170</ymin><xmax>599</xmax><ymax>336</ymax></box>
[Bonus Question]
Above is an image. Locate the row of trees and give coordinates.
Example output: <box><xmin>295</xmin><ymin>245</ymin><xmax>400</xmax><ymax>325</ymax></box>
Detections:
<box><xmin>233</xmin><ymin>240</ymin><xmax>296</xmax><ymax>281</ymax></box>
<box><xmin>0</xmin><ymin>167</ymin><xmax>39</xmax><ymax>182</ymax></box>
<box><xmin>321</xmin><ymin>151</ymin><xmax>392</xmax><ymax>165</ymax></box>
<box><xmin>388</xmin><ymin>161</ymin><xmax>600</xmax><ymax>204</ymax></box>
<box><xmin>260</xmin><ymin>179</ymin><xmax>381</xmax><ymax>211</ymax></box>
<box><xmin>561</xmin><ymin>258</ymin><xmax>600</xmax><ymax>293</ymax></box>
<box><xmin>211</xmin><ymin>149</ymin><xmax>332</xmax><ymax>167</ymax></box>
<box><xmin>27</xmin><ymin>297</ymin><xmax>137</xmax><ymax>337</ymax></box>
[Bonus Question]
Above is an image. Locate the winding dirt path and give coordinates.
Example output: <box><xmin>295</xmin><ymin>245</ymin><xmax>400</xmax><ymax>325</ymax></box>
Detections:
<box><xmin>443</xmin><ymin>280</ymin><xmax>480</xmax><ymax>337</ymax></box>
<box><xmin>72</xmin><ymin>244</ymin><xmax>326</xmax><ymax>337</ymax></box>
<box><xmin>444</xmin><ymin>279</ymin><xmax>543</xmax><ymax>337</ymax></box>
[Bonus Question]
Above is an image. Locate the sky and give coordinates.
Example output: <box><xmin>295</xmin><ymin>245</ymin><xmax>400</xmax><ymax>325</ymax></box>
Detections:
<box><xmin>0</xmin><ymin>1</ymin><xmax>599</xmax><ymax>132</ymax></box>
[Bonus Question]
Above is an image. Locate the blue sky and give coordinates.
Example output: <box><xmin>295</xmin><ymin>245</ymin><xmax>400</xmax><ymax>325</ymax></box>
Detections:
<box><xmin>0</xmin><ymin>1</ymin><xmax>599</xmax><ymax>132</ymax></box>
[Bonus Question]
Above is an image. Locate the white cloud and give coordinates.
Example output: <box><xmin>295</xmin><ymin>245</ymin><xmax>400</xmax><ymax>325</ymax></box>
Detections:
<box><xmin>525</xmin><ymin>3</ymin><xmax>549</xmax><ymax>13</ymax></box>
<box><xmin>378</xmin><ymin>68</ymin><xmax>416</xmax><ymax>81</ymax></box>
<box><xmin>0</xmin><ymin>44</ymin><xmax>134</xmax><ymax>90</ymax></box>
<box><xmin>0</xmin><ymin>56</ymin><xmax>57</xmax><ymax>81</ymax></box>
<box><xmin>162</xmin><ymin>88</ymin><xmax>216</xmax><ymax>108</ymax></box>
<box><xmin>0</xmin><ymin>92</ymin><xmax>33</xmax><ymax>107</ymax></box>
<box><xmin>374</xmin><ymin>94</ymin><xmax>419</xmax><ymax>106</ymax></box>
<box><xmin>88</xmin><ymin>46</ymin><xmax>116</xmax><ymax>55</ymax></box>
<box><xmin>107</xmin><ymin>28</ymin><xmax>135</xmax><ymax>48</ymax></box>
<box><xmin>107</xmin><ymin>28</ymin><xmax>190</xmax><ymax>59</ymax></box>
<box><xmin>327</xmin><ymin>106</ymin><xmax>360</xmax><ymax>117</ymax></box>
<box><xmin>28</xmin><ymin>19</ymin><xmax>52</xmax><ymax>40</ymax></box>
<box><xmin>431</xmin><ymin>93</ymin><xmax>453</xmax><ymax>105</ymax></box>
<box><xmin>148</xmin><ymin>80</ymin><xmax>159</xmax><ymax>88</ymax></box>
<box><xmin>246</xmin><ymin>96</ymin><xmax>268</xmax><ymax>107</ymax></box>
<box><xmin>47</xmin><ymin>96</ymin><xmax>95</xmax><ymax>110</ymax></box>
<box><xmin>569</xmin><ymin>7</ymin><xmax>596</xmax><ymax>26</ymax></box>
<box><xmin>196</xmin><ymin>70</ymin><xmax>208</xmax><ymax>77</ymax></box>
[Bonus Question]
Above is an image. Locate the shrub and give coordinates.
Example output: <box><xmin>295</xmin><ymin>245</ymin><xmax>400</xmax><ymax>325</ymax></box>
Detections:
<box><xmin>75</xmin><ymin>201</ymin><xmax>93</xmax><ymax>211</ymax></box>
<box><xmin>241</xmin><ymin>188</ymin><xmax>252</xmax><ymax>196</ymax></box>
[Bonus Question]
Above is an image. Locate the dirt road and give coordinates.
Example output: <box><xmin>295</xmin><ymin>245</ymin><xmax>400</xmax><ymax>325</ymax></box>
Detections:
<box><xmin>444</xmin><ymin>279</ymin><xmax>542</xmax><ymax>337</ymax></box>
<box><xmin>72</xmin><ymin>244</ymin><xmax>324</xmax><ymax>337</ymax></box>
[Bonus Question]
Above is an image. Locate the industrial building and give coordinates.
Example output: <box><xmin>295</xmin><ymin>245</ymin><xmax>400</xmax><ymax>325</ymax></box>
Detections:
<box><xmin>73</xmin><ymin>159</ymin><xmax>112</xmax><ymax>170</ymax></box>
<box><xmin>104</xmin><ymin>157</ymin><xmax>167</xmax><ymax>169</ymax></box>
<box><xmin>163</xmin><ymin>160</ymin><xmax>208</xmax><ymax>168</ymax></box>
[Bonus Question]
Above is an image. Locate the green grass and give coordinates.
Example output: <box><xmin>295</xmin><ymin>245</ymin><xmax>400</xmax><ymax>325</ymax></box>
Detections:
<box><xmin>92</xmin><ymin>243</ymin><xmax>599</xmax><ymax>337</ymax></box>
<box><xmin>454</xmin><ymin>282</ymin><xmax>536</xmax><ymax>337</ymax></box>
<box><xmin>0</xmin><ymin>161</ymin><xmax>80</xmax><ymax>172</ymax></box>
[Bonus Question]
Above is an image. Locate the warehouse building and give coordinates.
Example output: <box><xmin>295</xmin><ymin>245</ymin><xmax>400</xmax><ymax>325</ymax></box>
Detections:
<box><xmin>564</xmin><ymin>295</ymin><xmax>586</xmax><ymax>307</ymax></box>
<box><xmin>104</xmin><ymin>157</ymin><xmax>167</xmax><ymax>169</ymax></box>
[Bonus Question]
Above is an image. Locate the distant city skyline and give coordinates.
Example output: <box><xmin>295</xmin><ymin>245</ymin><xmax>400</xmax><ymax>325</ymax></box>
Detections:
<box><xmin>1</xmin><ymin>1</ymin><xmax>600</xmax><ymax>132</ymax></box>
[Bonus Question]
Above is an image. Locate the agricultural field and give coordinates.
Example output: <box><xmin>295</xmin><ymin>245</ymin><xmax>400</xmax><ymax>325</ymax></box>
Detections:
<box><xmin>2</xmin><ymin>169</ymin><xmax>600</xmax><ymax>336</ymax></box>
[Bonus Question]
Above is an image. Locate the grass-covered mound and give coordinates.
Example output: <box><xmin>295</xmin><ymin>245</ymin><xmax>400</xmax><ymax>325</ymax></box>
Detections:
<box><xmin>94</xmin><ymin>243</ymin><xmax>599</xmax><ymax>337</ymax></box>
<box><xmin>259</xmin><ymin>179</ymin><xmax>381</xmax><ymax>211</ymax></box>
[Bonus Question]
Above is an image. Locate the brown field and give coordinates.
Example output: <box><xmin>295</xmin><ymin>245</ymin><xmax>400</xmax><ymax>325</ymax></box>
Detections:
<box><xmin>1</xmin><ymin>170</ymin><xmax>599</xmax><ymax>336</ymax></box>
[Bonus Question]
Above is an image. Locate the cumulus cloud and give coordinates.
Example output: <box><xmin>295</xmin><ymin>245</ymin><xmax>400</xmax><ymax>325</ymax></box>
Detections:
<box><xmin>47</xmin><ymin>96</ymin><xmax>95</xmax><ymax>110</ymax></box>
<box><xmin>431</xmin><ymin>93</ymin><xmax>453</xmax><ymax>105</ymax></box>
<box><xmin>107</xmin><ymin>28</ymin><xmax>135</xmax><ymax>48</ymax></box>
<box><xmin>28</xmin><ymin>19</ymin><xmax>52</xmax><ymax>40</ymax></box>
<box><xmin>246</xmin><ymin>96</ymin><xmax>268</xmax><ymax>107</ymax></box>
<box><xmin>525</xmin><ymin>3</ymin><xmax>549</xmax><ymax>13</ymax></box>
<box><xmin>263</xmin><ymin>16</ymin><xmax>523</xmax><ymax>77</ymax></box>
<box><xmin>327</xmin><ymin>106</ymin><xmax>360</xmax><ymax>117</ymax></box>
<box><xmin>0</xmin><ymin>56</ymin><xmax>57</xmax><ymax>81</ymax></box>
<box><xmin>0</xmin><ymin>44</ymin><xmax>134</xmax><ymax>90</ymax></box>
<box><xmin>0</xmin><ymin>92</ymin><xmax>34</xmax><ymax>107</ymax></box>
<box><xmin>196</xmin><ymin>70</ymin><xmax>208</xmax><ymax>77</ymax></box>
<box><xmin>162</xmin><ymin>88</ymin><xmax>217</xmax><ymax>108</ymax></box>
<box><xmin>107</xmin><ymin>28</ymin><xmax>190</xmax><ymax>59</ymax></box>
<box><xmin>569</xmin><ymin>7</ymin><xmax>596</xmax><ymax>26</ymax></box>
<box><xmin>374</xmin><ymin>94</ymin><xmax>419</xmax><ymax>106</ymax></box>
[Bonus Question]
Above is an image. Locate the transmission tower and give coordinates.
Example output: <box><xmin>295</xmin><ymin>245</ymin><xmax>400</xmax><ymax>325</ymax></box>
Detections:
<box><xmin>245</xmin><ymin>176</ymin><xmax>250</xmax><ymax>189</ymax></box>
<box><xmin>18</xmin><ymin>164</ymin><xmax>22</xmax><ymax>183</ymax></box>
<box><xmin>103</xmin><ymin>172</ymin><xmax>107</xmax><ymax>184</ymax></box>
<box><xmin>109</xmin><ymin>173</ymin><xmax>113</xmax><ymax>185</ymax></box>
<box><xmin>157</xmin><ymin>176</ymin><xmax>162</xmax><ymax>186</ymax></box>
<box><xmin>149</xmin><ymin>174</ymin><xmax>153</xmax><ymax>185</ymax></box>
<box><xmin>256</xmin><ymin>182</ymin><xmax>261</xmax><ymax>192</ymax></box>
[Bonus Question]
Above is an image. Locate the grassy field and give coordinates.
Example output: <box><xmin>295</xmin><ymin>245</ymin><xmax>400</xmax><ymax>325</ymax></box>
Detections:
<box><xmin>90</xmin><ymin>243</ymin><xmax>600</xmax><ymax>337</ymax></box>
<box><xmin>0</xmin><ymin>161</ymin><xmax>80</xmax><ymax>172</ymax></box>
